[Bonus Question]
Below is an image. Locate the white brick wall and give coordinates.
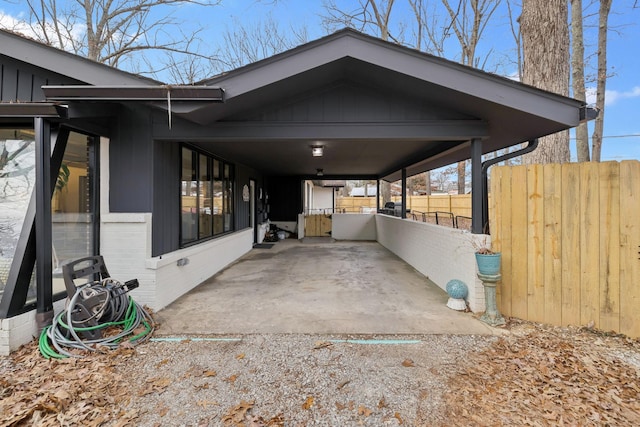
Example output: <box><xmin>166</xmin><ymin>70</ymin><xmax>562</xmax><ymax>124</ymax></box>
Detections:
<box><xmin>0</xmin><ymin>299</ymin><xmax>66</xmax><ymax>356</ymax></box>
<box><xmin>100</xmin><ymin>213</ymin><xmax>253</xmax><ymax>311</ymax></box>
<box><xmin>100</xmin><ymin>213</ymin><xmax>156</xmax><ymax>307</ymax></box>
<box><xmin>376</xmin><ymin>214</ymin><xmax>487</xmax><ymax>312</ymax></box>
<box><xmin>332</xmin><ymin>213</ymin><xmax>377</xmax><ymax>240</ymax></box>
<box><xmin>148</xmin><ymin>229</ymin><xmax>253</xmax><ymax>310</ymax></box>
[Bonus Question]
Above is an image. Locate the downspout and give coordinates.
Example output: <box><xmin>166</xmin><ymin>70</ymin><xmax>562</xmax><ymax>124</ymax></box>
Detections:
<box><xmin>480</xmin><ymin>139</ymin><xmax>539</xmax><ymax>234</ymax></box>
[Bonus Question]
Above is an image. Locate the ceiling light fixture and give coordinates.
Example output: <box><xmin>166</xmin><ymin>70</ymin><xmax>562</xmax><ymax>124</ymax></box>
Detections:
<box><xmin>311</xmin><ymin>145</ymin><xmax>324</xmax><ymax>157</ymax></box>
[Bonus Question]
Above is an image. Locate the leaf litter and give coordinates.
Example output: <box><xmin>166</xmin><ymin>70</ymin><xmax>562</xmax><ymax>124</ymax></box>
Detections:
<box><xmin>0</xmin><ymin>319</ymin><xmax>638</xmax><ymax>426</ymax></box>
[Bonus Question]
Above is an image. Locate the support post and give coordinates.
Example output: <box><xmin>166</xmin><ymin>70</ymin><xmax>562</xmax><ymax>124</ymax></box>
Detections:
<box><xmin>471</xmin><ymin>138</ymin><xmax>483</xmax><ymax>233</ymax></box>
<box><xmin>401</xmin><ymin>168</ymin><xmax>407</xmax><ymax>218</ymax></box>
<box><xmin>376</xmin><ymin>179</ymin><xmax>380</xmax><ymax>212</ymax></box>
<box><xmin>35</xmin><ymin>118</ymin><xmax>53</xmax><ymax>329</ymax></box>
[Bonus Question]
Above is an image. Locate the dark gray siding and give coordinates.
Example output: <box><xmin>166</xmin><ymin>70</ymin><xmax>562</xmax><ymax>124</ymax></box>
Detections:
<box><xmin>109</xmin><ymin>105</ymin><xmax>154</xmax><ymax>212</ymax></box>
<box><xmin>0</xmin><ymin>55</ymin><xmax>81</xmax><ymax>102</ymax></box>
<box><xmin>267</xmin><ymin>176</ymin><xmax>302</xmax><ymax>222</ymax></box>
<box><xmin>151</xmin><ymin>141</ymin><xmax>180</xmax><ymax>257</ymax></box>
<box><xmin>235</xmin><ymin>164</ymin><xmax>264</xmax><ymax>231</ymax></box>
<box><xmin>230</xmin><ymin>81</ymin><xmax>474</xmax><ymax>123</ymax></box>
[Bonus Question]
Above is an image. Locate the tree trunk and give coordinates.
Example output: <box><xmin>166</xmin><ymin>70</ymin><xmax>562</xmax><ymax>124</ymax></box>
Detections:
<box><xmin>571</xmin><ymin>0</ymin><xmax>590</xmax><ymax>162</ymax></box>
<box><xmin>457</xmin><ymin>161</ymin><xmax>466</xmax><ymax>194</ymax></box>
<box><xmin>591</xmin><ymin>0</ymin><xmax>612</xmax><ymax>162</ymax></box>
<box><xmin>521</xmin><ymin>0</ymin><xmax>571</xmax><ymax>164</ymax></box>
<box><xmin>424</xmin><ymin>171</ymin><xmax>431</xmax><ymax>195</ymax></box>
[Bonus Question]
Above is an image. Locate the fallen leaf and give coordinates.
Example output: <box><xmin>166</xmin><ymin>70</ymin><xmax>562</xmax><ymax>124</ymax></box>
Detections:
<box><xmin>155</xmin><ymin>359</ymin><xmax>170</xmax><ymax>368</ymax></box>
<box><xmin>203</xmin><ymin>370</ymin><xmax>217</xmax><ymax>377</ymax></box>
<box><xmin>236</xmin><ymin>353</ymin><xmax>245</xmax><ymax>360</ymax></box>
<box><xmin>394</xmin><ymin>412</ymin><xmax>404</xmax><ymax>424</ymax></box>
<box><xmin>226</xmin><ymin>374</ymin><xmax>238</xmax><ymax>384</ymax></box>
<box><xmin>358</xmin><ymin>406</ymin><xmax>373</xmax><ymax>417</ymax></box>
<box><xmin>401</xmin><ymin>359</ymin><xmax>415</xmax><ymax>367</ymax></box>
<box><xmin>335</xmin><ymin>402</ymin><xmax>346</xmax><ymax>411</ymax></box>
<box><xmin>222</xmin><ymin>400</ymin><xmax>254</xmax><ymax>425</ymax></box>
<box><xmin>314</xmin><ymin>341</ymin><xmax>333</xmax><ymax>350</ymax></box>
<box><xmin>378</xmin><ymin>397</ymin><xmax>388</xmax><ymax>408</ymax></box>
<box><xmin>302</xmin><ymin>396</ymin><xmax>314</xmax><ymax>410</ymax></box>
<box><xmin>337</xmin><ymin>380</ymin><xmax>351</xmax><ymax>390</ymax></box>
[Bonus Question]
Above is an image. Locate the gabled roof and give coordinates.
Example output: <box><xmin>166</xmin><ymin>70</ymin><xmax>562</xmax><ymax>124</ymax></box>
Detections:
<box><xmin>0</xmin><ymin>29</ymin><xmax>159</xmax><ymax>86</ymax></box>
<box><xmin>169</xmin><ymin>28</ymin><xmax>585</xmax><ymax>178</ymax></box>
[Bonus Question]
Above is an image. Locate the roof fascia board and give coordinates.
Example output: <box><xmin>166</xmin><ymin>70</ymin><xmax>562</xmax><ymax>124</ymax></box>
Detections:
<box><xmin>152</xmin><ymin>119</ymin><xmax>489</xmax><ymax>141</ymax></box>
<box><xmin>207</xmin><ymin>30</ymin><xmax>582</xmax><ymax>126</ymax></box>
<box><xmin>42</xmin><ymin>85</ymin><xmax>224</xmax><ymax>101</ymax></box>
<box><xmin>0</xmin><ymin>29</ymin><xmax>159</xmax><ymax>86</ymax></box>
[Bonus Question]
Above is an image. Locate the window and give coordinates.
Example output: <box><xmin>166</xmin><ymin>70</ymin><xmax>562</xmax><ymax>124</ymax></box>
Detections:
<box><xmin>180</xmin><ymin>146</ymin><xmax>234</xmax><ymax>246</ymax></box>
<box><xmin>0</xmin><ymin>129</ymin><xmax>35</xmax><ymax>298</ymax></box>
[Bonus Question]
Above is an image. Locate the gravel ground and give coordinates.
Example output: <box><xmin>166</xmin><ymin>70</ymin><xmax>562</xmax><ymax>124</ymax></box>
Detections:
<box><xmin>3</xmin><ymin>320</ymin><xmax>639</xmax><ymax>426</ymax></box>
<box><xmin>118</xmin><ymin>334</ymin><xmax>497</xmax><ymax>426</ymax></box>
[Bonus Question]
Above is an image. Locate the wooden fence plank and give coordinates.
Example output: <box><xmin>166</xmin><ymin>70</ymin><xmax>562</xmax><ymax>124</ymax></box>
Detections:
<box><xmin>527</xmin><ymin>165</ymin><xmax>545</xmax><ymax>322</ymax></box>
<box><xmin>580</xmin><ymin>162</ymin><xmax>600</xmax><ymax>328</ymax></box>
<box><xmin>599</xmin><ymin>162</ymin><xmax>620</xmax><ymax>332</ymax></box>
<box><xmin>497</xmin><ymin>167</ymin><xmax>513</xmax><ymax>316</ymax></box>
<box><xmin>543</xmin><ymin>163</ymin><xmax>563</xmax><ymax>326</ymax></box>
<box><xmin>510</xmin><ymin>165</ymin><xmax>528</xmax><ymax>319</ymax></box>
<box><xmin>561</xmin><ymin>163</ymin><xmax>581</xmax><ymax>326</ymax></box>
<box><xmin>619</xmin><ymin>161</ymin><xmax>640</xmax><ymax>337</ymax></box>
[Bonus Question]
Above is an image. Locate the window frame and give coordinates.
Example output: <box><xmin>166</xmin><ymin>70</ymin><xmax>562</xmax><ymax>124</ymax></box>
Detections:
<box><xmin>179</xmin><ymin>144</ymin><xmax>235</xmax><ymax>247</ymax></box>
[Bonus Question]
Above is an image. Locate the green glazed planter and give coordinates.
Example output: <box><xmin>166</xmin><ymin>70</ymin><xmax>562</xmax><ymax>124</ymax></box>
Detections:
<box><xmin>475</xmin><ymin>252</ymin><xmax>501</xmax><ymax>276</ymax></box>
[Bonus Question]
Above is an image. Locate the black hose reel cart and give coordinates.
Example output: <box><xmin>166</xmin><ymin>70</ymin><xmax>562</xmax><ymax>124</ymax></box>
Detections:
<box><xmin>39</xmin><ymin>255</ymin><xmax>154</xmax><ymax>358</ymax></box>
<box><xmin>62</xmin><ymin>256</ymin><xmax>139</xmax><ymax>340</ymax></box>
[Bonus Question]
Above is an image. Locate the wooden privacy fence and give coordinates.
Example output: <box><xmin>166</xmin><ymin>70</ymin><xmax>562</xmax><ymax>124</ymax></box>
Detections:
<box><xmin>336</xmin><ymin>194</ymin><xmax>473</xmax><ymax>217</ymax></box>
<box><xmin>490</xmin><ymin>161</ymin><xmax>640</xmax><ymax>338</ymax></box>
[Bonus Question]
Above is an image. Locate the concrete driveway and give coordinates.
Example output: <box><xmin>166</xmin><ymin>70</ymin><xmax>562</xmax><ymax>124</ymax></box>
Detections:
<box><xmin>155</xmin><ymin>239</ymin><xmax>500</xmax><ymax>336</ymax></box>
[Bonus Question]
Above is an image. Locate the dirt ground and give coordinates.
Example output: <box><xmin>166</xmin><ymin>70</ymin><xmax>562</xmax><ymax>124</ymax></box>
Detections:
<box><xmin>1</xmin><ymin>318</ymin><xmax>639</xmax><ymax>426</ymax></box>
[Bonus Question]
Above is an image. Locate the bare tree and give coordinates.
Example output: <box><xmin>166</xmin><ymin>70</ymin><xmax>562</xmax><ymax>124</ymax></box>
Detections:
<box><xmin>214</xmin><ymin>15</ymin><xmax>309</xmax><ymax>73</ymax></box>
<box><xmin>505</xmin><ymin>0</ymin><xmax>523</xmax><ymax>79</ymax></box>
<box><xmin>321</xmin><ymin>0</ymin><xmax>399</xmax><ymax>42</ymax></box>
<box><xmin>521</xmin><ymin>0</ymin><xmax>571</xmax><ymax>164</ymax></box>
<box><xmin>440</xmin><ymin>0</ymin><xmax>501</xmax><ymax>193</ymax></box>
<box><xmin>590</xmin><ymin>0</ymin><xmax>612</xmax><ymax>162</ymax></box>
<box><xmin>1</xmin><ymin>0</ymin><xmax>220</xmax><ymax>76</ymax></box>
<box><xmin>571</xmin><ymin>0</ymin><xmax>590</xmax><ymax>162</ymax></box>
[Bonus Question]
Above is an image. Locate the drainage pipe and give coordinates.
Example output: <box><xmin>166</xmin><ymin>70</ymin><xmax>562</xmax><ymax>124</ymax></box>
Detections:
<box><xmin>480</xmin><ymin>139</ymin><xmax>539</xmax><ymax>234</ymax></box>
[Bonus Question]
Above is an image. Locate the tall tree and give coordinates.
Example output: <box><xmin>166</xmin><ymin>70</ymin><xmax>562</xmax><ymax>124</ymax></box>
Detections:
<box><xmin>571</xmin><ymin>0</ymin><xmax>590</xmax><ymax>162</ymax></box>
<box><xmin>1</xmin><ymin>0</ymin><xmax>220</xmax><ymax>77</ymax></box>
<box><xmin>521</xmin><ymin>0</ymin><xmax>571</xmax><ymax>164</ymax></box>
<box><xmin>440</xmin><ymin>0</ymin><xmax>501</xmax><ymax>193</ymax></box>
<box><xmin>591</xmin><ymin>0</ymin><xmax>612</xmax><ymax>162</ymax></box>
<box><xmin>214</xmin><ymin>15</ymin><xmax>308</xmax><ymax>72</ymax></box>
<box><xmin>321</xmin><ymin>0</ymin><xmax>398</xmax><ymax>42</ymax></box>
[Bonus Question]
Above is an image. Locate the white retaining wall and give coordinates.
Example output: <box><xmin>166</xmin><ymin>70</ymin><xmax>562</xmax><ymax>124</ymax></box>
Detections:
<box><xmin>101</xmin><ymin>213</ymin><xmax>253</xmax><ymax>311</ymax></box>
<box><xmin>375</xmin><ymin>214</ymin><xmax>487</xmax><ymax>312</ymax></box>
<box><xmin>332</xmin><ymin>214</ymin><xmax>377</xmax><ymax>240</ymax></box>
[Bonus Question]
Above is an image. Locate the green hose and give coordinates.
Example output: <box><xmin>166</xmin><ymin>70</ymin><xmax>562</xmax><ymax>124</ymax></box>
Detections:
<box><xmin>39</xmin><ymin>284</ymin><xmax>154</xmax><ymax>359</ymax></box>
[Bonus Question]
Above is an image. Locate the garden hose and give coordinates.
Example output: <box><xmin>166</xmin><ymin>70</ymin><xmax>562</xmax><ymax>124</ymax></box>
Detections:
<box><xmin>39</xmin><ymin>278</ymin><xmax>154</xmax><ymax>359</ymax></box>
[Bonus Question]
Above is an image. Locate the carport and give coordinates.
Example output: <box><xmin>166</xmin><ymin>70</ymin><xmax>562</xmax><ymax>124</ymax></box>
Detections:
<box><xmin>0</xmin><ymin>28</ymin><xmax>589</xmax><ymax>351</ymax></box>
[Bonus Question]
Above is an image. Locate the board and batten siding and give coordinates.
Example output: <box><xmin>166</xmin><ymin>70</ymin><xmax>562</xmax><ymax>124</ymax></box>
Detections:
<box><xmin>1</xmin><ymin>55</ymin><xmax>81</xmax><ymax>102</ymax></box>
<box><xmin>490</xmin><ymin>161</ymin><xmax>640</xmax><ymax>338</ymax></box>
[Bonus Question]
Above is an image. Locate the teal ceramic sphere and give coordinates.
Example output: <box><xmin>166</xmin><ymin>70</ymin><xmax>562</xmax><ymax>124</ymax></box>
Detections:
<box><xmin>446</xmin><ymin>279</ymin><xmax>468</xmax><ymax>299</ymax></box>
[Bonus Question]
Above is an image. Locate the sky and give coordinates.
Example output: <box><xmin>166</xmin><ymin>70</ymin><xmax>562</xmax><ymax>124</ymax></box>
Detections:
<box><xmin>1</xmin><ymin>0</ymin><xmax>639</xmax><ymax>162</ymax></box>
